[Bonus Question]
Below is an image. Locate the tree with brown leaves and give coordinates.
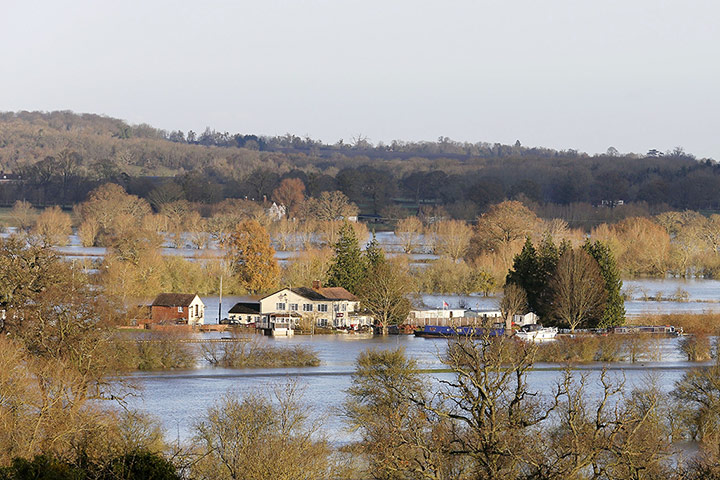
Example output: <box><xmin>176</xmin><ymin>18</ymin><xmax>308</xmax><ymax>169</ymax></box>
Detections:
<box><xmin>226</xmin><ymin>219</ymin><xmax>280</xmax><ymax>294</ymax></box>
<box><xmin>272</xmin><ymin>178</ymin><xmax>306</xmax><ymax>217</ymax></box>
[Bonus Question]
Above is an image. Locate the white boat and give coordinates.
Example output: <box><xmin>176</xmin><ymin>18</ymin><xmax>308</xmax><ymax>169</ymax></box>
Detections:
<box><xmin>515</xmin><ymin>323</ymin><xmax>557</xmax><ymax>341</ymax></box>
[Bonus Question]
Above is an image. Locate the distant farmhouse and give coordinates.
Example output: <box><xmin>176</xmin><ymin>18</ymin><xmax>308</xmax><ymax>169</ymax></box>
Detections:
<box><xmin>151</xmin><ymin>293</ymin><xmax>205</xmax><ymax>326</ymax></box>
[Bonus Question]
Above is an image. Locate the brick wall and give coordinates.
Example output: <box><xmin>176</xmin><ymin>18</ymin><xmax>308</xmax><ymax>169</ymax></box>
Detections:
<box><xmin>151</xmin><ymin>305</ymin><xmax>189</xmax><ymax>323</ymax></box>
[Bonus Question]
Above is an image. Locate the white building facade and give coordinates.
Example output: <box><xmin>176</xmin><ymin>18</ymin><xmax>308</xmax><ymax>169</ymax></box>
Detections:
<box><xmin>259</xmin><ymin>285</ymin><xmax>364</xmax><ymax>329</ymax></box>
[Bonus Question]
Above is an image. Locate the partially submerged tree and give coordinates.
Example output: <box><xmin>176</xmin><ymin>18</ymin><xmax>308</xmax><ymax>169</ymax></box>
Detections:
<box><xmin>344</xmin><ymin>348</ymin><xmax>454</xmax><ymax>479</ymax></box>
<box><xmin>395</xmin><ymin>216</ymin><xmax>423</xmax><ymax>254</ymax></box>
<box><xmin>359</xmin><ymin>260</ymin><xmax>412</xmax><ymax>335</ymax></box>
<box><xmin>32</xmin><ymin>206</ymin><xmax>72</xmax><ymax>246</ymax></box>
<box><xmin>9</xmin><ymin>200</ymin><xmax>37</xmax><ymax>232</ymax></box>
<box><xmin>434</xmin><ymin>219</ymin><xmax>472</xmax><ymax>261</ymax></box>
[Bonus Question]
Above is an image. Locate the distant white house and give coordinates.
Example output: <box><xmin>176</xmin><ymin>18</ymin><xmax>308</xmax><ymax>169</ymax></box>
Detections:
<box><xmin>513</xmin><ymin>312</ymin><xmax>539</xmax><ymax>326</ymax></box>
<box><xmin>259</xmin><ymin>282</ymin><xmax>364</xmax><ymax>329</ymax></box>
<box><xmin>267</xmin><ymin>202</ymin><xmax>286</xmax><ymax>221</ymax></box>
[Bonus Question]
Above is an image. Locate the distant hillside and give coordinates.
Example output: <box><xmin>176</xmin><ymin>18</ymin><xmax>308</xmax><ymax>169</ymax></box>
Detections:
<box><xmin>0</xmin><ymin>110</ymin><xmax>718</xmax><ymax>217</ymax></box>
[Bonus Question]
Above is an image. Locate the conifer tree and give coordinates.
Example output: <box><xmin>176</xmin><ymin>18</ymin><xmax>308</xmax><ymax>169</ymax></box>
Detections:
<box><xmin>364</xmin><ymin>232</ymin><xmax>385</xmax><ymax>271</ymax></box>
<box><xmin>583</xmin><ymin>239</ymin><xmax>625</xmax><ymax>327</ymax></box>
<box><xmin>506</xmin><ymin>235</ymin><xmax>561</xmax><ymax>320</ymax></box>
<box><xmin>326</xmin><ymin>222</ymin><xmax>366</xmax><ymax>294</ymax></box>
<box><xmin>536</xmin><ymin>234</ymin><xmax>561</xmax><ymax>318</ymax></box>
<box><xmin>506</xmin><ymin>237</ymin><xmax>542</xmax><ymax>313</ymax></box>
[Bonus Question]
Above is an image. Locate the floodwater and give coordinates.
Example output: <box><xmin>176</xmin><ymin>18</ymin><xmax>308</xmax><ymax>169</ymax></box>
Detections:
<box><xmin>123</xmin><ymin>333</ymin><xmax>696</xmax><ymax>445</ymax></box>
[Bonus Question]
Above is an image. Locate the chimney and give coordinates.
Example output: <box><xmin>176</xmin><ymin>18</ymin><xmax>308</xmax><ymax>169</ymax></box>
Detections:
<box><xmin>312</xmin><ymin>280</ymin><xmax>321</xmax><ymax>290</ymax></box>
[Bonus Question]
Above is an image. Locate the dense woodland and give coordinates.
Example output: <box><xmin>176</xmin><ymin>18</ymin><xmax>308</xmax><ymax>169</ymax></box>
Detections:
<box><xmin>1</xmin><ymin>111</ymin><xmax>719</xmax><ymax>222</ymax></box>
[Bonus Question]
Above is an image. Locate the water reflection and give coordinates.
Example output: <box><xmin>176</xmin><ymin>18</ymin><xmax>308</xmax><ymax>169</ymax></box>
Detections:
<box><xmin>124</xmin><ymin>334</ymin><xmax>698</xmax><ymax>444</ymax></box>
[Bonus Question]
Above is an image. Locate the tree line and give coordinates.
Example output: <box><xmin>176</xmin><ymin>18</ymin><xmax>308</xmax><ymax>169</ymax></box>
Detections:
<box><xmin>1</xmin><ymin>111</ymin><xmax>719</xmax><ymax>219</ymax></box>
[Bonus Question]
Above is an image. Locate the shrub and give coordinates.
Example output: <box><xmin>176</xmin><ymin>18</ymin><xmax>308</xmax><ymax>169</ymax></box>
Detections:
<box><xmin>680</xmin><ymin>334</ymin><xmax>713</xmax><ymax>362</ymax></box>
<box><xmin>202</xmin><ymin>338</ymin><xmax>320</xmax><ymax>368</ymax></box>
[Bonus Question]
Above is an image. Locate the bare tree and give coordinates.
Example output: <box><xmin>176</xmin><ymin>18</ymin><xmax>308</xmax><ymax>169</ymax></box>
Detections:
<box><xmin>191</xmin><ymin>384</ymin><xmax>333</xmax><ymax>480</ymax></box>
<box><xmin>548</xmin><ymin>249</ymin><xmax>607</xmax><ymax>332</ymax></box>
<box><xmin>359</xmin><ymin>260</ymin><xmax>413</xmax><ymax>335</ymax></box>
<box><xmin>9</xmin><ymin>200</ymin><xmax>36</xmax><ymax>232</ymax></box>
<box><xmin>435</xmin><ymin>219</ymin><xmax>473</xmax><ymax>261</ymax></box>
<box><xmin>499</xmin><ymin>283</ymin><xmax>528</xmax><ymax>334</ymax></box>
<box><xmin>344</xmin><ymin>348</ymin><xmax>456</xmax><ymax>480</ymax></box>
<box><xmin>395</xmin><ymin>216</ymin><xmax>423</xmax><ymax>254</ymax></box>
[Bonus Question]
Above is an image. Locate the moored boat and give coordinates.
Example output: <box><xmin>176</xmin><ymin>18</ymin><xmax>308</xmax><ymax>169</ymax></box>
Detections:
<box><xmin>414</xmin><ymin>325</ymin><xmax>505</xmax><ymax>338</ymax></box>
<box><xmin>515</xmin><ymin>323</ymin><xmax>557</xmax><ymax>341</ymax></box>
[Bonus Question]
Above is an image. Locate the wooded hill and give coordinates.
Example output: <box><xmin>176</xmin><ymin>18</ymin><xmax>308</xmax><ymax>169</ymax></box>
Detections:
<box><xmin>1</xmin><ymin>110</ymin><xmax>718</xmax><ymax>218</ymax></box>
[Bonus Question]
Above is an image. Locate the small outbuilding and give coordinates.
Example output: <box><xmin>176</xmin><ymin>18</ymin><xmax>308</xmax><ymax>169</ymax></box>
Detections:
<box><xmin>227</xmin><ymin>302</ymin><xmax>262</xmax><ymax>325</ymax></box>
<box><xmin>151</xmin><ymin>293</ymin><xmax>205</xmax><ymax>326</ymax></box>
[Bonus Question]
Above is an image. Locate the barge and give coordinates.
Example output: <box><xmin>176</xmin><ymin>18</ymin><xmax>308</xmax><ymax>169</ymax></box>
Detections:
<box><xmin>414</xmin><ymin>325</ymin><xmax>505</xmax><ymax>338</ymax></box>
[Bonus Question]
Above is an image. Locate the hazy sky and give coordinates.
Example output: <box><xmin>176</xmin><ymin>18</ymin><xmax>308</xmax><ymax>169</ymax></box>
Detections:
<box><xmin>2</xmin><ymin>0</ymin><xmax>719</xmax><ymax>158</ymax></box>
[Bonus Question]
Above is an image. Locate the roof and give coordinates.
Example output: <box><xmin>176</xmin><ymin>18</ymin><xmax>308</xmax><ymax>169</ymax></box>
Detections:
<box><xmin>151</xmin><ymin>293</ymin><xmax>199</xmax><ymax>307</ymax></box>
<box><xmin>229</xmin><ymin>302</ymin><xmax>261</xmax><ymax>314</ymax></box>
<box><xmin>289</xmin><ymin>286</ymin><xmax>358</xmax><ymax>301</ymax></box>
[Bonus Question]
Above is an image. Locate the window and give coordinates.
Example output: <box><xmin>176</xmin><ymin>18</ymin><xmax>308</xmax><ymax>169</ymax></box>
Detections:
<box><xmin>276</xmin><ymin>303</ymin><xmax>286</xmax><ymax>311</ymax></box>
<box><xmin>318</xmin><ymin>304</ymin><xmax>328</xmax><ymax>312</ymax></box>
<box><xmin>290</xmin><ymin>303</ymin><xmax>298</xmax><ymax>311</ymax></box>
<box><xmin>178</xmin><ymin>306</ymin><xmax>183</xmax><ymax>313</ymax></box>
<box><xmin>341</xmin><ymin>304</ymin><xmax>347</xmax><ymax>311</ymax></box>
<box><xmin>303</xmin><ymin>304</ymin><xmax>313</xmax><ymax>312</ymax></box>
<box><xmin>195</xmin><ymin>305</ymin><xmax>199</xmax><ymax>317</ymax></box>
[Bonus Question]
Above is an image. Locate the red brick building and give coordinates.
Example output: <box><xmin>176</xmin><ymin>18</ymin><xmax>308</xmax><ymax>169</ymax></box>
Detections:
<box><xmin>151</xmin><ymin>293</ymin><xmax>205</xmax><ymax>325</ymax></box>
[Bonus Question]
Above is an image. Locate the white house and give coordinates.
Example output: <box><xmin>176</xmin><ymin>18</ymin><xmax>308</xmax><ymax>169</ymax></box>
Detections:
<box><xmin>267</xmin><ymin>202</ymin><xmax>286</xmax><ymax>221</ymax></box>
<box><xmin>513</xmin><ymin>312</ymin><xmax>539</xmax><ymax>326</ymax></box>
<box><xmin>259</xmin><ymin>282</ymin><xmax>362</xmax><ymax>329</ymax></box>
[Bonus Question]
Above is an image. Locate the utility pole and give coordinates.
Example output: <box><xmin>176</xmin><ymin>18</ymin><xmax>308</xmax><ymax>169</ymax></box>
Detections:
<box><xmin>218</xmin><ymin>275</ymin><xmax>223</xmax><ymax>323</ymax></box>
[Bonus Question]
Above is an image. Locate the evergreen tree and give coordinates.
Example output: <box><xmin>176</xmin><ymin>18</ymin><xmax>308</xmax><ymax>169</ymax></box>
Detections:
<box><xmin>583</xmin><ymin>240</ymin><xmax>625</xmax><ymax>327</ymax></box>
<box><xmin>364</xmin><ymin>231</ymin><xmax>385</xmax><ymax>271</ymax></box>
<box><xmin>535</xmin><ymin>234</ymin><xmax>560</xmax><ymax>318</ymax></box>
<box><xmin>506</xmin><ymin>238</ymin><xmax>543</xmax><ymax>314</ymax></box>
<box><xmin>326</xmin><ymin>222</ymin><xmax>366</xmax><ymax>294</ymax></box>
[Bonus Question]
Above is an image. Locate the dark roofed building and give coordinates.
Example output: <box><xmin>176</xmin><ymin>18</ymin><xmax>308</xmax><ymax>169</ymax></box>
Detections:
<box><xmin>288</xmin><ymin>286</ymin><xmax>359</xmax><ymax>302</ymax></box>
<box><xmin>227</xmin><ymin>302</ymin><xmax>262</xmax><ymax>325</ymax></box>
